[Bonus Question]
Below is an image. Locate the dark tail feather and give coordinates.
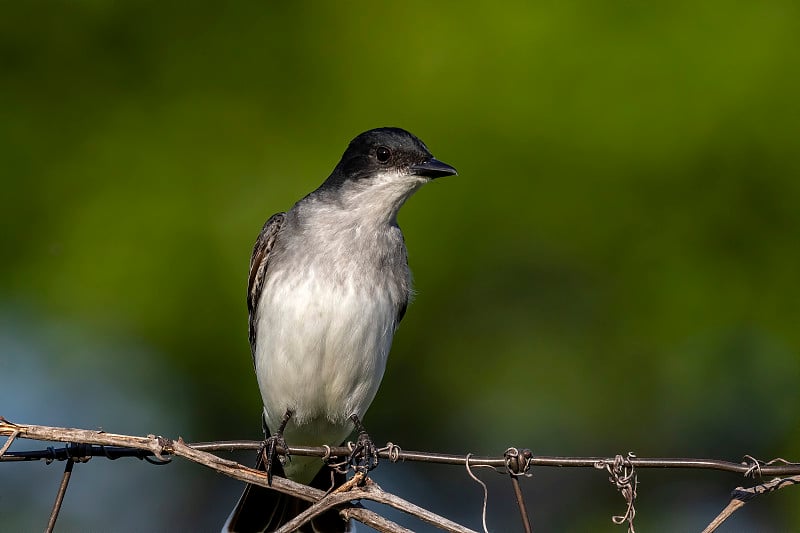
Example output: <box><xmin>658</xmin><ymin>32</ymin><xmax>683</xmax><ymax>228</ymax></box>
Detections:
<box><xmin>223</xmin><ymin>453</ymin><xmax>348</xmax><ymax>533</ymax></box>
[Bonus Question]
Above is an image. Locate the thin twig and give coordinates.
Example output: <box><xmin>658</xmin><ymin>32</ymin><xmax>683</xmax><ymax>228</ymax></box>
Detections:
<box><xmin>0</xmin><ymin>427</ymin><xmax>19</xmax><ymax>458</ymax></box>
<box><xmin>45</xmin><ymin>458</ymin><xmax>74</xmax><ymax>533</ymax></box>
<box><xmin>277</xmin><ymin>480</ymin><xmax>479</xmax><ymax>533</ymax></box>
<box><xmin>509</xmin><ymin>475</ymin><xmax>532</xmax><ymax>533</ymax></box>
<box><xmin>341</xmin><ymin>507</ymin><xmax>415</xmax><ymax>533</ymax></box>
<box><xmin>701</xmin><ymin>475</ymin><xmax>800</xmax><ymax>533</ymax></box>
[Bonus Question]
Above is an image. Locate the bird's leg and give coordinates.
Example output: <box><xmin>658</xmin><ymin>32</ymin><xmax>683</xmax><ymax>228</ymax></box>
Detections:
<box><xmin>261</xmin><ymin>409</ymin><xmax>293</xmax><ymax>485</ymax></box>
<box><xmin>348</xmin><ymin>413</ymin><xmax>379</xmax><ymax>475</ymax></box>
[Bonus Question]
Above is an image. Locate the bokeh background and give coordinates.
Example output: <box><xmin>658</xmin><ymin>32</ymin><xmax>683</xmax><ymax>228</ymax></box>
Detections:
<box><xmin>2</xmin><ymin>2</ymin><xmax>799</xmax><ymax>531</ymax></box>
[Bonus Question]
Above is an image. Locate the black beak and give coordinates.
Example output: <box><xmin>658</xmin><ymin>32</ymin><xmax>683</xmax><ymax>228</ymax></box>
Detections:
<box><xmin>410</xmin><ymin>157</ymin><xmax>458</xmax><ymax>179</ymax></box>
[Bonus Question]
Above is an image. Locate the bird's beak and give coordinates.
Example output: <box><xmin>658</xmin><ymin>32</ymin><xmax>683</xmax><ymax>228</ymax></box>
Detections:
<box><xmin>410</xmin><ymin>158</ymin><xmax>458</xmax><ymax>179</ymax></box>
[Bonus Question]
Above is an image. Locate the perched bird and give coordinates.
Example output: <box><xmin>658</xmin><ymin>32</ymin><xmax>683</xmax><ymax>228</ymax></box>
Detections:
<box><xmin>224</xmin><ymin>127</ymin><xmax>457</xmax><ymax>532</ymax></box>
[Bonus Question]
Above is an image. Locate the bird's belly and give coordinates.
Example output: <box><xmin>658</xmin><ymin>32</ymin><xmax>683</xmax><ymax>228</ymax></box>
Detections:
<box><xmin>254</xmin><ymin>272</ymin><xmax>396</xmax><ymax>448</ymax></box>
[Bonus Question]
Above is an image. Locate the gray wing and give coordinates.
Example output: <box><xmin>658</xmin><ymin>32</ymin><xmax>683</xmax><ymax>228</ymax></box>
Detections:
<box><xmin>395</xmin><ymin>232</ymin><xmax>410</xmax><ymax>325</ymax></box>
<box><xmin>247</xmin><ymin>212</ymin><xmax>286</xmax><ymax>358</ymax></box>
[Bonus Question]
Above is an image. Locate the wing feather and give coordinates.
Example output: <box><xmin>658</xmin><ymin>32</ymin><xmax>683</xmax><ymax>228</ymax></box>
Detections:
<box><xmin>247</xmin><ymin>212</ymin><xmax>286</xmax><ymax>357</ymax></box>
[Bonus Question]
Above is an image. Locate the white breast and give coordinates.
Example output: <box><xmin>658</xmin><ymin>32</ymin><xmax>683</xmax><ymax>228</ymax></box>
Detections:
<box><xmin>254</xmin><ymin>263</ymin><xmax>396</xmax><ymax>449</ymax></box>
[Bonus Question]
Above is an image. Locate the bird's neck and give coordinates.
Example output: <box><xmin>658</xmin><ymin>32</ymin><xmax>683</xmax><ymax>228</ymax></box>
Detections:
<box><xmin>308</xmin><ymin>172</ymin><xmax>426</xmax><ymax>227</ymax></box>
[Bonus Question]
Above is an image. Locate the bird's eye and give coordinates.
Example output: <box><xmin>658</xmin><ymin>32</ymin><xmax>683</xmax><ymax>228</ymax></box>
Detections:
<box><xmin>376</xmin><ymin>146</ymin><xmax>391</xmax><ymax>163</ymax></box>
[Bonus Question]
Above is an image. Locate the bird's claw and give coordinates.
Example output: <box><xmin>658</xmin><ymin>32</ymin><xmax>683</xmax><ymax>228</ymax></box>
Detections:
<box><xmin>348</xmin><ymin>430</ymin><xmax>379</xmax><ymax>474</ymax></box>
<box><xmin>261</xmin><ymin>433</ymin><xmax>290</xmax><ymax>485</ymax></box>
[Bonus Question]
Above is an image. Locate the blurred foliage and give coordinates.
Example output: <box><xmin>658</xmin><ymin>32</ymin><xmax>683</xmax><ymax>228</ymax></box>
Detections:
<box><xmin>1</xmin><ymin>1</ymin><xmax>799</xmax><ymax>531</ymax></box>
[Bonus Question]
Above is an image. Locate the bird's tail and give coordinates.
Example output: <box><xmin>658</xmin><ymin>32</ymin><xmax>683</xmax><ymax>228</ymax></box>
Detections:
<box><xmin>222</xmin><ymin>452</ymin><xmax>349</xmax><ymax>533</ymax></box>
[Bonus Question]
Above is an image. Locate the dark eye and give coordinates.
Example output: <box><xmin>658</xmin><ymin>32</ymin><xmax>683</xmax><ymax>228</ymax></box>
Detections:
<box><xmin>376</xmin><ymin>146</ymin><xmax>391</xmax><ymax>163</ymax></box>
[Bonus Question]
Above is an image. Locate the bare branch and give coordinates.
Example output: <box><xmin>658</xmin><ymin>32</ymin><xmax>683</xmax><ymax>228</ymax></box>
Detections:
<box><xmin>278</xmin><ymin>479</ymin><xmax>479</xmax><ymax>533</ymax></box>
<box><xmin>701</xmin><ymin>475</ymin><xmax>800</xmax><ymax>533</ymax></box>
<box><xmin>341</xmin><ymin>507</ymin><xmax>416</xmax><ymax>533</ymax></box>
<box><xmin>0</xmin><ymin>418</ymin><xmax>475</xmax><ymax>532</ymax></box>
<box><xmin>5</xmin><ymin>417</ymin><xmax>800</xmax><ymax>532</ymax></box>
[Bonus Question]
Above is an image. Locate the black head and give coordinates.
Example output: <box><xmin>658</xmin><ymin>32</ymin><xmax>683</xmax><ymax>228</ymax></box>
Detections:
<box><xmin>322</xmin><ymin>127</ymin><xmax>457</xmax><ymax>189</ymax></box>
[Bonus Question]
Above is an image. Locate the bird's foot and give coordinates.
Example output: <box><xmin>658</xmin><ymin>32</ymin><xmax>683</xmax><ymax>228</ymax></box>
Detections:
<box><xmin>261</xmin><ymin>433</ymin><xmax>290</xmax><ymax>485</ymax></box>
<box><xmin>261</xmin><ymin>409</ymin><xmax>293</xmax><ymax>485</ymax></box>
<box><xmin>347</xmin><ymin>414</ymin><xmax>379</xmax><ymax>475</ymax></box>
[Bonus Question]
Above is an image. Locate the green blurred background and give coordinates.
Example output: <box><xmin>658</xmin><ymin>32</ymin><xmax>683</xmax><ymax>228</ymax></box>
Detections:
<box><xmin>2</xmin><ymin>1</ymin><xmax>799</xmax><ymax>531</ymax></box>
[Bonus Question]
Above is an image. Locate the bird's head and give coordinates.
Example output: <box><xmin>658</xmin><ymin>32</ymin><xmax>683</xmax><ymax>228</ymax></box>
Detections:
<box><xmin>321</xmin><ymin>127</ymin><xmax>457</xmax><ymax>194</ymax></box>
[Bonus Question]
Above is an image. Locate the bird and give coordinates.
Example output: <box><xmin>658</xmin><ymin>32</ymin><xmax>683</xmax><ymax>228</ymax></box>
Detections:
<box><xmin>223</xmin><ymin>127</ymin><xmax>457</xmax><ymax>532</ymax></box>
